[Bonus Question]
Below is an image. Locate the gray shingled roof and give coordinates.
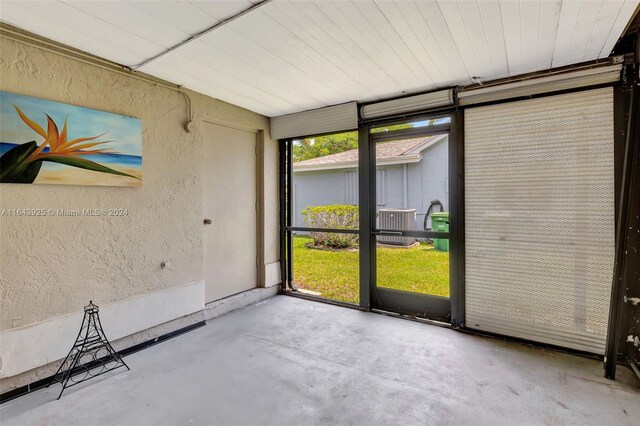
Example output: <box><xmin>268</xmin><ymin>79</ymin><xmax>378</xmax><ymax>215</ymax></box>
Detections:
<box><xmin>293</xmin><ymin>136</ymin><xmax>439</xmax><ymax>168</ymax></box>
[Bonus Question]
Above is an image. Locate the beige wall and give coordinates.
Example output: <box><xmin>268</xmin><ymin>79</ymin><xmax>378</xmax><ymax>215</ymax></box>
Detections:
<box><xmin>0</xmin><ymin>38</ymin><xmax>279</xmax><ymax>380</ymax></box>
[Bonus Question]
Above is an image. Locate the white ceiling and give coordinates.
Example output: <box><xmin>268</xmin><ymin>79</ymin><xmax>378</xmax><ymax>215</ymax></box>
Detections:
<box><xmin>1</xmin><ymin>1</ymin><xmax>638</xmax><ymax>117</ymax></box>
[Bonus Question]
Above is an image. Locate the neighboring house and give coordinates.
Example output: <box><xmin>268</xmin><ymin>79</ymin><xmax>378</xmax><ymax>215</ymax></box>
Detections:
<box><xmin>293</xmin><ymin>134</ymin><xmax>449</xmax><ymax>230</ymax></box>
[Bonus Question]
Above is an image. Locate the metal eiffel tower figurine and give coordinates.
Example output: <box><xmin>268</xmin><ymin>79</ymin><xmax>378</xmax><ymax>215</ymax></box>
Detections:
<box><xmin>48</xmin><ymin>301</ymin><xmax>129</xmax><ymax>399</ymax></box>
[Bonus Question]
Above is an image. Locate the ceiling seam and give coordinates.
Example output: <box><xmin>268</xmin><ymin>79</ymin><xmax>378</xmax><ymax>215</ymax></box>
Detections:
<box><xmin>131</xmin><ymin>0</ymin><xmax>272</xmax><ymax>70</ymax></box>
<box><xmin>582</xmin><ymin>1</ymin><xmax>603</xmax><ymax>63</ymax></box>
<box><xmin>534</xmin><ymin>1</ymin><xmax>542</xmax><ymax>69</ymax></box>
<box><xmin>217</xmin><ymin>17</ymin><xmax>356</xmax><ymax>103</ymax></box>
<box><xmin>260</xmin><ymin>6</ymin><xmax>372</xmax><ymax>96</ymax></box>
<box><xmin>196</xmin><ymin>26</ymin><xmax>335</xmax><ymax>107</ymax></box>
<box><xmin>363</xmin><ymin>1</ymin><xmax>431</xmax><ymax>86</ymax></box>
<box><xmin>277</xmin><ymin>2</ymin><xmax>384</xmax><ymax>96</ymax></box>
<box><xmin>62</xmin><ymin>0</ymin><xmax>186</xmax><ymax>52</ymax></box>
<box><xmin>25</xmin><ymin>1</ymin><xmax>158</xmax><ymax>62</ymax></box>
<box><xmin>598</xmin><ymin>2</ymin><xmax>626</xmax><ymax>58</ymax></box>
<box><xmin>563</xmin><ymin>1</ymin><xmax>585</xmax><ymax>68</ymax></box>
<box><xmin>549</xmin><ymin>1</ymin><xmax>563</xmax><ymax>69</ymax></box>
<box><xmin>290</xmin><ymin>1</ymin><xmax>391</xmax><ymax>94</ymax></box>
<box><xmin>370</xmin><ymin>0</ymin><xmax>437</xmax><ymax>88</ymax></box>
<box><xmin>498</xmin><ymin>0</ymin><xmax>511</xmax><ymax>76</ymax></box>
<box><xmin>433</xmin><ymin>0</ymin><xmax>473</xmax><ymax>81</ymax></box>
<box><xmin>475</xmin><ymin>0</ymin><xmax>498</xmax><ymax>78</ymax></box>
<box><xmin>411</xmin><ymin>1</ymin><xmax>458</xmax><ymax>81</ymax></box>
<box><xmin>313</xmin><ymin>1</ymin><xmax>406</xmax><ymax>91</ymax></box>
<box><xmin>459</xmin><ymin>0</ymin><xmax>493</xmax><ymax>78</ymax></box>
<box><xmin>394</xmin><ymin>1</ymin><xmax>448</xmax><ymax>84</ymax></box>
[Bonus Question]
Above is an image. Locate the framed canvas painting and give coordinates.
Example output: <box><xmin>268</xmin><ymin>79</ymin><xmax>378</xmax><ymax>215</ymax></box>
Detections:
<box><xmin>0</xmin><ymin>91</ymin><xmax>142</xmax><ymax>187</ymax></box>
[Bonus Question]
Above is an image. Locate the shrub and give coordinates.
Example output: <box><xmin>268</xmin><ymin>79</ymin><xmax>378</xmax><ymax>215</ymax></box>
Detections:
<box><xmin>302</xmin><ymin>204</ymin><xmax>358</xmax><ymax>248</ymax></box>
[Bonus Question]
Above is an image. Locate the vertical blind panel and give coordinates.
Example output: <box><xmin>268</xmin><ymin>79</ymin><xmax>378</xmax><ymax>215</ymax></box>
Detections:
<box><xmin>464</xmin><ymin>88</ymin><xmax>614</xmax><ymax>354</ymax></box>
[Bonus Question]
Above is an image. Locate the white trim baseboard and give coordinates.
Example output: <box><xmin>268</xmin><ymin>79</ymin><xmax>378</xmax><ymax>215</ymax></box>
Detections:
<box><xmin>204</xmin><ymin>286</ymin><xmax>279</xmax><ymax>320</ymax></box>
<box><xmin>0</xmin><ymin>280</ymin><xmax>204</xmax><ymax>379</ymax></box>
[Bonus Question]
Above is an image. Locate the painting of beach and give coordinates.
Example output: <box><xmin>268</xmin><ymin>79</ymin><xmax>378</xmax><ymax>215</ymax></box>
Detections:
<box><xmin>0</xmin><ymin>91</ymin><xmax>142</xmax><ymax>187</ymax></box>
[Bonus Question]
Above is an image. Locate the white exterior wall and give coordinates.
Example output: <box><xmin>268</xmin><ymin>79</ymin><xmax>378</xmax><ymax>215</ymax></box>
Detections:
<box><xmin>292</xmin><ymin>138</ymin><xmax>449</xmax><ymax>230</ymax></box>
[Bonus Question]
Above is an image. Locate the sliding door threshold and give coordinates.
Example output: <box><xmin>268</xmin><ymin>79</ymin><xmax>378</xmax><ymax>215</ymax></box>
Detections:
<box><xmin>370</xmin><ymin>308</ymin><xmax>452</xmax><ymax>329</ymax></box>
<box><xmin>284</xmin><ymin>291</ymin><xmax>365</xmax><ymax>310</ymax></box>
<box><xmin>284</xmin><ymin>290</ymin><xmax>451</xmax><ymax>329</ymax></box>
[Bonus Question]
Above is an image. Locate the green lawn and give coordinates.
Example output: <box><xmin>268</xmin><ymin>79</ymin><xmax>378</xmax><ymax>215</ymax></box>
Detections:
<box><xmin>292</xmin><ymin>235</ymin><xmax>449</xmax><ymax>304</ymax></box>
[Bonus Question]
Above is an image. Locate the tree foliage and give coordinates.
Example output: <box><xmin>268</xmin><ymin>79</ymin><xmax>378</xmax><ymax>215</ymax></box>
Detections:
<box><xmin>292</xmin><ymin>123</ymin><xmax>413</xmax><ymax>162</ymax></box>
<box><xmin>293</xmin><ymin>131</ymin><xmax>357</xmax><ymax>162</ymax></box>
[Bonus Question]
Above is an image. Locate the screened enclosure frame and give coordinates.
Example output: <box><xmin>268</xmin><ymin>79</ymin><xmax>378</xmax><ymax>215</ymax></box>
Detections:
<box><xmin>280</xmin><ymin>112</ymin><xmax>465</xmax><ymax>324</ymax></box>
<box><xmin>279</xmin><ymin>62</ymin><xmax>633</xmax><ymax>379</ymax></box>
<box><xmin>361</xmin><ymin>115</ymin><xmax>462</xmax><ymax>323</ymax></box>
<box><xmin>281</xmin><ymin>129</ymin><xmax>362</xmax><ymax>308</ymax></box>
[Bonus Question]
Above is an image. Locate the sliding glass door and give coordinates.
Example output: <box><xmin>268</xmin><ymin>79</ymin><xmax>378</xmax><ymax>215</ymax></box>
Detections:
<box><xmin>286</xmin><ymin>130</ymin><xmax>360</xmax><ymax>305</ymax></box>
<box><xmin>366</xmin><ymin>117</ymin><xmax>453</xmax><ymax>321</ymax></box>
<box><xmin>285</xmin><ymin>114</ymin><xmax>460</xmax><ymax>323</ymax></box>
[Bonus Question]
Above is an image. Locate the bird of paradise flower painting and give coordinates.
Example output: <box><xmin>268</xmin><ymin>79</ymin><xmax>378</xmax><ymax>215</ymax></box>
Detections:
<box><xmin>0</xmin><ymin>91</ymin><xmax>142</xmax><ymax>187</ymax></box>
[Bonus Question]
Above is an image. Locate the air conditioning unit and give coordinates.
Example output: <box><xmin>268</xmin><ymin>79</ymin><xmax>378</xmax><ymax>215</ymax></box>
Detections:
<box><xmin>378</xmin><ymin>209</ymin><xmax>416</xmax><ymax>246</ymax></box>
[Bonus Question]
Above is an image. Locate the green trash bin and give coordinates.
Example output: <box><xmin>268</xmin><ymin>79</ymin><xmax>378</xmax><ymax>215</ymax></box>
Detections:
<box><xmin>431</xmin><ymin>212</ymin><xmax>449</xmax><ymax>252</ymax></box>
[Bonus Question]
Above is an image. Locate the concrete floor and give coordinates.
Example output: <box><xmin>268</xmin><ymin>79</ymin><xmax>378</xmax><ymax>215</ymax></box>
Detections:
<box><xmin>1</xmin><ymin>296</ymin><xmax>639</xmax><ymax>426</ymax></box>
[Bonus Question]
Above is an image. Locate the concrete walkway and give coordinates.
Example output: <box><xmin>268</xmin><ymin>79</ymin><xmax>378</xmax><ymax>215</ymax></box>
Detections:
<box><xmin>1</xmin><ymin>295</ymin><xmax>638</xmax><ymax>425</ymax></box>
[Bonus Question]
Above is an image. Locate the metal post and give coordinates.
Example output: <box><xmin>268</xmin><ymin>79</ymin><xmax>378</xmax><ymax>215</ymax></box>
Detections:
<box><xmin>449</xmin><ymin>109</ymin><xmax>466</xmax><ymax>327</ymax></box>
<box><xmin>278</xmin><ymin>139</ymin><xmax>287</xmax><ymax>292</ymax></box>
<box><xmin>358</xmin><ymin>125</ymin><xmax>374</xmax><ymax>309</ymax></box>
<box><xmin>286</xmin><ymin>139</ymin><xmax>294</xmax><ymax>289</ymax></box>
<box><xmin>605</xmin><ymin>63</ymin><xmax>639</xmax><ymax>379</ymax></box>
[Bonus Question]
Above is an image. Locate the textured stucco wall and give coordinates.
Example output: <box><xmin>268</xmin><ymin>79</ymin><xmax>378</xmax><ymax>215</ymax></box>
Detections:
<box><xmin>0</xmin><ymin>38</ymin><xmax>278</xmax><ymax>333</ymax></box>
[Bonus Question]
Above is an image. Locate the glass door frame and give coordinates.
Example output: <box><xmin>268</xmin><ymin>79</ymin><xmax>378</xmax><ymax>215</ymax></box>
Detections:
<box><xmin>281</xmin><ymin>110</ymin><xmax>465</xmax><ymax>326</ymax></box>
<box><xmin>358</xmin><ymin>112</ymin><xmax>464</xmax><ymax>324</ymax></box>
<box><xmin>281</xmin><ymin>132</ymin><xmax>362</xmax><ymax>307</ymax></box>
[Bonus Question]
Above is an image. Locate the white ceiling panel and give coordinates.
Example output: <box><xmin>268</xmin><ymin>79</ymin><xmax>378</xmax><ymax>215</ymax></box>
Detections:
<box><xmin>292</xmin><ymin>1</ymin><xmax>407</xmax><ymax>93</ymax></box>
<box><xmin>191</xmin><ymin>0</ymin><xmax>260</xmax><ymax>20</ymax></box>
<box><xmin>0</xmin><ymin>1</ymin><xmax>260</xmax><ymax>66</ymax></box>
<box><xmin>0</xmin><ymin>0</ymin><xmax>163</xmax><ymax>65</ymax></box>
<box><xmin>1</xmin><ymin>0</ymin><xmax>637</xmax><ymax>117</ymax></box>
<box><xmin>600</xmin><ymin>0</ymin><xmax>640</xmax><ymax>57</ymax></box>
<box><xmin>477</xmin><ymin>0</ymin><xmax>510</xmax><ymax>74</ymax></box>
<box><xmin>128</xmin><ymin>1</ymin><xmax>221</xmax><ymax>34</ymax></box>
<box><xmin>536</xmin><ymin>1</ymin><xmax>563</xmax><ymax>70</ymax></box>
<box><xmin>140</xmin><ymin>51</ymin><xmax>296</xmax><ymax>116</ymax></box>
<box><xmin>64</xmin><ymin>1</ymin><xmax>189</xmax><ymax>48</ymax></box>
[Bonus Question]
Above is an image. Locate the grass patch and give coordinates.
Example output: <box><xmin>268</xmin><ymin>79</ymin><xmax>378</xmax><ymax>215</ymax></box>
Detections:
<box><xmin>292</xmin><ymin>235</ymin><xmax>449</xmax><ymax>304</ymax></box>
